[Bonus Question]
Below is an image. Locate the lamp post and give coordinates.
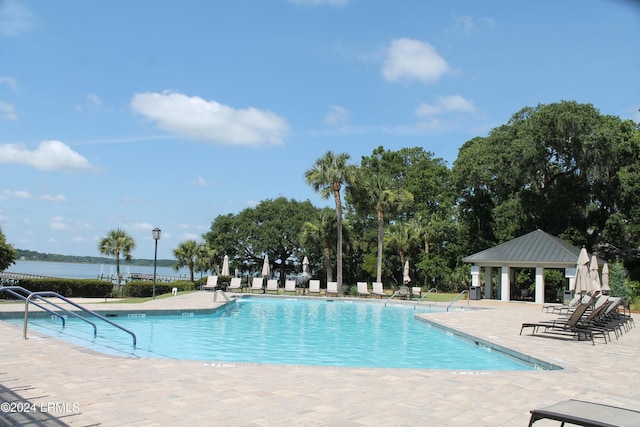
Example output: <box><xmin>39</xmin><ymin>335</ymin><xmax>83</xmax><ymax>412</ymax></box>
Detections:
<box><xmin>152</xmin><ymin>227</ymin><xmax>161</xmax><ymax>299</ymax></box>
<box><xmin>199</xmin><ymin>241</ymin><xmax>206</xmax><ymax>290</ymax></box>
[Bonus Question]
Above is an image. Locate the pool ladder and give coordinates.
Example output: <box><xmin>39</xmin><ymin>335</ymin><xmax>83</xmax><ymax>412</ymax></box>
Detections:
<box><xmin>0</xmin><ymin>285</ymin><xmax>137</xmax><ymax>346</ymax></box>
<box><xmin>446</xmin><ymin>290</ymin><xmax>469</xmax><ymax>312</ymax></box>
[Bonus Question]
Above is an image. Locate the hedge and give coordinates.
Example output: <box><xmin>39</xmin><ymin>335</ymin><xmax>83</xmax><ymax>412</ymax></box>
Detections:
<box><xmin>123</xmin><ymin>280</ymin><xmax>197</xmax><ymax>298</ymax></box>
<box><xmin>2</xmin><ymin>278</ymin><xmax>113</xmax><ymax>298</ymax></box>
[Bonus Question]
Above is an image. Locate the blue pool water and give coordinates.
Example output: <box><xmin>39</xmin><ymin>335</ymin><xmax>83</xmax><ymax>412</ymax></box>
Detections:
<box><xmin>15</xmin><ymin>297</ymin><xmax>534</xmax><ymax>370</ymax></box>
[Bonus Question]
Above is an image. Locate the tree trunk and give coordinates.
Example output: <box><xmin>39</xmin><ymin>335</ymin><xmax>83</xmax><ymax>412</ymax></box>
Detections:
<box><xmin>333</xmin><ymin>187</ymin><xmax>343</xmax><ymax>294</ymax></box>
<box><xmin>323</xmin><ymin>244</ymin><xmax>333</xmax><ymax>282</ymax></box>
<box><xmin>376</xmin><ymin>207</ymin><xmax>384</xmax><ymax>284</ymax></box>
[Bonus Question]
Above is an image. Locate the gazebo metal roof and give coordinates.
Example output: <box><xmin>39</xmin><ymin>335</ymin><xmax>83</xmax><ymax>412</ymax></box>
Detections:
<box><xmin>462</xmin><ymin>229</ymin><xmax>582</xmax><ymax>268</ymax></box>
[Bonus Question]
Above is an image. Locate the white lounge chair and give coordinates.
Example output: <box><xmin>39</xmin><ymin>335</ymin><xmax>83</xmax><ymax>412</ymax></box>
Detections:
<box><xmin>372</xmin><ymin>282</ymin><xmax>386</xmax><ymax>298</ymax></box>
<box><xmin>228</xmin><ymin>277</ymin><xmax>242</xmax><ymax>292</ymax></box>
<box><xmin>326</xmin><ymin>281</ymin><xmax>338</xmax><ymax>296</ymax></box>
<box><xmin>284</xmin><ymin>280</ymin><xmax>297</xmax><ymax>295</ymax></box>
<box><xmin>250</xmin><ymin>277</ymin><xmax>264</xmax><ymax>293</ymax></box>
<box><xmin>356</xmin><ymin>282</ymin><xmax>370</xmax><ymax>297</ymax></box>
<box><xmin>203</xmin><ymin>275</ymin><xmax>218</xmax><ymax>291</ymax></box>
<box><xmin>266</xmin><ymin>279</ymin><xmax>279</xmax><ymax>294</ymax></box>
<box><xmin>411</xmin><ymin>287</ymin><xmax>421</xmax><ymax>299</ymax></box>
<box><xmin>308</xmin><ymin>279</ymin><xmax>321</xmax><ymax>295</ymax></box>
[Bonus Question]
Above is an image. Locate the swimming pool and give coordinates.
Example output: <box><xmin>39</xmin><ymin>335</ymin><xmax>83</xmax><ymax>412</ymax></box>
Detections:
<box><xmin>13</xmin><ymin>297</ymin><xmax>535</xmax><ymax>370</ymax></box>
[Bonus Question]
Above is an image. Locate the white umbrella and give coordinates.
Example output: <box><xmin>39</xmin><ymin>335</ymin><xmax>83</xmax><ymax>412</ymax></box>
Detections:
<box><xmin>221</xmin><ymin>255</ymin><xmax>230</xmax><ymax>276</ymax></box>
<box><xmin>261</xmin><ymin>255</ymin><xmax>270</xmax><ymax>277</ymax></box>
<box><xmin>235</xmin><ymin>268</ymin><xmax>239</xmax><ymax>278</ymax></box>
<box><xmin>589</xmin><ymin>255</ymin><xmax>601</xmax><ymax>295</ymax></box>
<box><xmin>572</xmin><ymin>247</ymin><xmax>590</xmax><ymax>294</ymax></box>
<box><xmin>601</xmin><ymin>263</ymin><xmax>610</xmax><ymax>293</ymax></box>
<box><xmin>302</xmin><ymin>256</ymin><xmax>309</xmax><ymax>280</ymax></box>
<box><xmin>403</xmin><ymin>260</ymin><xmax>411</xmax><ymax>285</ymax></box>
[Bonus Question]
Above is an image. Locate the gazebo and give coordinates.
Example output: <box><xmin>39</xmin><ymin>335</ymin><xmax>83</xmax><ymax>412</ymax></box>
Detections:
<box><xmin>462</xmin><ymin>229</ymin><xmax>597</xmax><ymax>303</ymax></box>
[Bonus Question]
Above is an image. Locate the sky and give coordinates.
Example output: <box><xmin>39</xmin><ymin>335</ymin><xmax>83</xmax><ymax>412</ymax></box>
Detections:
<box><xmin>1</xmin><ymin>0</ymin><xmax>639</xmax><ymax>261</ymax></box>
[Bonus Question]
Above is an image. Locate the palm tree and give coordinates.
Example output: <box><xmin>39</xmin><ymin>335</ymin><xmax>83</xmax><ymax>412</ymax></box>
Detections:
<box><xmin>305</xmin><ymin>151</ymin><xmax>352</xmax><ymax>293</ymax></box>
<box><xmin>98</xmin><ymin>228</ymin><xmax>136</xmax><ymax>287</ymax></box>
<box><xmin>300</xmin><ymin>208</ymin><xmax>337</xmax><ymax>282</ymax></box>
<box><xmin>384</xmin><ymin>221</ymin><xmax>420</xmax><ymax>271</ymax></box>
<box><xmin>173</xmin><ymin>240</ymin><xmax>199</xmax><ymax>281</ymax></box>
<box><xmin>358</xmin><ymin>173</ymin><xmax>413</xmax><ymax>284</ymax></box>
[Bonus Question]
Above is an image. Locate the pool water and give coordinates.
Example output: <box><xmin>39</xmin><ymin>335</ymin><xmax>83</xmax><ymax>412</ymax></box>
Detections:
<box><xmin>15</xmin><ymin>297</ymin><xmax>534</xmax><ymax>370</ymax></box>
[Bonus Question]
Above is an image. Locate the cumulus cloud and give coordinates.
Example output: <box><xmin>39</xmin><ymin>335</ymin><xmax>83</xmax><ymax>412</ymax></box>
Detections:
<box><xmin>0</xmin><ymin>140</ymin><xmax>92</xmax><ymax>172</ymax></box>
<box><xmin>415</xmin><ymin>95</ymin><xmax>477</xmax><ymax>117</ymax></box>
<box><xmin>0</xmin><ymin>101</ymin><xmax>17</xmax><ymax>120</ymax></box>
<box><xmin>0</xmin><ymin>76</ymin><xmax>17</xmax><ymax>90</ymax></box>
<box><xmin>191</xmin><ymin>176</ymin><xmax>211</xmax><ymax>186</ymax></box>
<box><xmin>288</xmin><ymin>0</ymin><xmax>348</xmax><ymax>6</ymax></box>
<box><xmin>41</xmin><ymin>194</ymin><xmax>68</xmax><ymax>202</ymax></box>
<box><xmin>382</xmin><ymin>38</ymin><xmax>450</xmax><ymax>83</ymax></box>
<box><xmin>49</xmin><ymin>216</ymin><xmax>90</xmax><ymax>231</ymax></box>
<box><xmin>2</xmin><ymin>189</ymin><xmax>31</xmax><ymax>199</ymax></box>
<box><xmin>325</xmin><ymin>105</ymin><xmax>350</xmax><ymax>125</ymax></box>
<box><xmin>131</xmin><ymin>91</ymin><xmax>289</xmax><ymax>147</ymax></box>
<box><xmin>450</xmin><ymin>14</ymin><xmax>496</xmax><ymax>34</ymax></box>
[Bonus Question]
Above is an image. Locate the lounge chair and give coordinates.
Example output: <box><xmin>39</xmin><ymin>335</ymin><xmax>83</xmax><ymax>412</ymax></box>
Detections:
<box><xmin>356</xmin><ymin>282</ymin><xmax>370</xmax><ymax>297</ymax></box>
<box><xmin>372</xmin><ymin>282</ymin><xmax>386</xmax><ymax>298</ymax></box>
<box><xmin>308</xmin><ymin>279</ymin><xmax>322</xmax><ymax>296</ymax></box>
<box><xmin>266</xmin><ymin>279</ymin><xmax>279</xmax><ymax>294</ymax></box>
<box><xmin>203</xmin><ymin>275</ymin><xmax>218</xmax><ymax>291</ymax></box>
<box><xmin>411</xmin><ymin>287</ymin><xmax>421</xmax><ymax>299</ymax></box>
<box><xmin>528</xmin><ymin>399</ymin><xmax>640</xmax><ymax>427</ymax></box>
<box><xmin>326</xmin><ymin>281</ymin><xmax>338</xmax><ymax>296</ymax></box>
<box><xmin>542</xmin><ymin>293</ymin><xmax>580</xmax><ymax>313</ymax></box>
<box><xmin>284</xmin><ymin>280</ymin><xmax>297</xmax><ymax>295</ymax></box>
<box><xmin>249</xmin><ymin>277</ymin><xmax>264</xmax><ymax>293</ymax></box>
<box><xmin>520</xmin><ymin>303</ymin><xmax>607</xmax><ymax>345</ymax></box>
<box><xmin>227</xmin><ymin>277</ymin><xmax>242</xmax><ymax>292</ymax></box>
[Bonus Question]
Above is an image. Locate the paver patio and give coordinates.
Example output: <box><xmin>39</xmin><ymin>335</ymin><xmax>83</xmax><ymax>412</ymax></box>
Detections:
<box><xmin>0</xmin><ymin>292</ymin><xmax>637</xmax><ymax>426</ymax></box>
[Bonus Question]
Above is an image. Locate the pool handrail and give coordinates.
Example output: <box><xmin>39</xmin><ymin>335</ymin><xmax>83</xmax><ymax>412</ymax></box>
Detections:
<box><xmin>446</xmin><ymin>290</ymin><xmax>469</xmax><ymax>312</ymax></box>
<box><xmin>384</xmin><ymin>285</ymin><xmax>409</xmax><ymax>307</ymax></box>
<box><xmin>413</xmin><ymin>287</ymin><xmax>438</xmax><ymax>310</ymax></box>
<box><xmin>0</xmin><ymin>286</ymin><xmax>66</xmax><ymax>326</ymax></box>
<box><xmin>213</xmin><ymin>290</ymin><xmax>230</xmax><ymax>303</ymax></box>
<box><xmin>23</xmin><ymin>290</ymin><xmax>137</xmax><ymax>346</ymax></box>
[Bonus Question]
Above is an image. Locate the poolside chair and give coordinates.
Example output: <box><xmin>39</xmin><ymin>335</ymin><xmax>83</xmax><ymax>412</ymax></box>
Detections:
<box><xmin>411</xmin><ymin>287</ymin><xmax>421</xmax><ymax>299</ymax></box>
<box><xmin>520</xmin><ymin>303</ymin><xmax>606</xmax><ymax>345</ymax></box>
<box><xmin>542</xmin><ymin>293</ymin><xmax>580</xmax><ymax>313</ymax></box>
<box><xmin>308</xmin><ymin>279</ymin><xmax>322</xmax><ymax>296</ymax></box>
<box><xmin>284</xmin><ymin>279</ymin><xmax>297</xmax><ymax>295</ymax></box>
<box><xmin>266</xmin><ymin>279</ymin><xmax>279</xmax><ymax>295</ymax></box>
<box><xmin>372</xmin><ymin>282</ymin><xmax>386</xmax><ymax>298</ymax></box>
<box><xmin>228</xmin><ymin>277</ymin><xmax>242</xmax><ymax>292</ymax></box>
<box><xmin>356</xmin><ymin>282</ymin><xmax>370</xmax><ymax>297</ymax></box>
<box><xmin>249</xmin><ymin>277</ymin><xmax>264</xmax><ymax>293</ymax></box>
<box><xmin>203</xmin><ymin>275</ymin><xmax>218</xmax><ymax>291</ymax></box>
<box><xmin>326</xmin><ymin>281</ymin><xmax>338</xmax><ymax>296</ymax></box>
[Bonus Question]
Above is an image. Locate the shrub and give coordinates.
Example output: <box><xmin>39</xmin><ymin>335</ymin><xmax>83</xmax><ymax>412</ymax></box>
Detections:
<box><xmin>3</xmin><ymin>278</ymin><xmax>113</xmax><ymax>298</ymax></box>
<box><xmin>123</xmin><ymin>280</ymin><xmax>197</xmax><ymax>298</ymax></box>
<box><xmin>609</xmin><ymin>262</ymin><xmax>631</xmax><ymax>300</ymax></box>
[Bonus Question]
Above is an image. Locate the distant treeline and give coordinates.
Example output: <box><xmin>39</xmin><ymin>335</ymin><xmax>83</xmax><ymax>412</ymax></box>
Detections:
<box><xmin>16</xmin><ymin>249</ymin><xmax>177</xmax><ymax>268</ymax></box>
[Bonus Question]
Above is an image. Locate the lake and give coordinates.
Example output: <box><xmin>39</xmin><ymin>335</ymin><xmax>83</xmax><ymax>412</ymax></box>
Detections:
<box><xmin>5</xmin><ymin>260</ymin><xmax>191</xmax><ymax>281</ymax></box>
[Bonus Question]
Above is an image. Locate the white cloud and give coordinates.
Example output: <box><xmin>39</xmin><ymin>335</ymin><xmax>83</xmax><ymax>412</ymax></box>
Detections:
<box><xmin>0</xmin><ymin>101</ymin><xmax>17</xmax><ymax>120</ymax></box>
<box><xmin>325</xmin><ymin>105</ymin><xmax>350</xmax><ymax>125</ymax></box>
<box><xmin>0</xmin><ymin>76</ymin><xmax>17</xmax><ymax>91</ymax></box>
<box><xmin>177</xmin><ymin>223</ymin><xmax>189</xmax><ymax>229</ymax></box>
<box><xmin>0</xmin><ymin>140</ymin><xmax>92</xmax><ymax>172</ymax></box>
<box><xmin>50</xmin><ymin>217</ymin><xmax>67</xmax><ymax>231</ymax></box>
<box><xmin>131</xmin><ymin>91</ymin><xmax>289</xmax><ymax>147</ymax></box>
<box><xmin>416</xmin><ymin>95</ymin><xmax>477</xmax><ymax>117</ymax></box>
<box><xmin>181</xmin><ymin>233</ymin><xmax>201</xmax><ymax>241</ymax></box>
<box><xmin>450</xmin><ymin>14</ymin><xmax>496</xmax><ymax>34</ymax></box>
<box><xmin>49</xmin><ymin>216</ymin><xmax>90</xmax><ymax>231</ymax></box>
<box><xmin>288</xmin><ymin>0</ymin><xmax>348</xmax><ymax>6</ymax></box>
<box><xmin>2</xmin><ymin>189</ymin><xmax>32</xmax><ymax>199</ymax></box>
<box><xmin>41</xmin><ymin>194</ymin><xmax>68</xmax><ymax>203</ymax></box>
<box><xmin>131</xmin><ymin>222</ymin><xmax>154</xmax><ymax>231</ymax></box>
<box><xmin>0</xmin><ymin>0</ymin><xmax>36</xmax><ymax>37</ymax></box>
<box><xmin>191</xmin><ymin>176</ymin><xmax>211</xmax><ymax>186</ymax></box>
<box><xmin>382</xmin><ymin>38</ymin><xmax>450</xmax><ymax>83</ymax></box>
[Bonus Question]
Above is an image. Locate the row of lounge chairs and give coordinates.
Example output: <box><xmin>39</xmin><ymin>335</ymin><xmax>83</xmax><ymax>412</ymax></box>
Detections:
<box><xmin>521</xmin><ymin>295</ymin><xmax>634</xmax><ymax>345</ymax></box>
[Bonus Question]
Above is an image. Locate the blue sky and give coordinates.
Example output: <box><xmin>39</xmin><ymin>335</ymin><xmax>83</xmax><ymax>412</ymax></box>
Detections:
<box><xmin>1</xmin><ymin>0</ymin><xmax>638</xmax><ymax>261</ymax></box>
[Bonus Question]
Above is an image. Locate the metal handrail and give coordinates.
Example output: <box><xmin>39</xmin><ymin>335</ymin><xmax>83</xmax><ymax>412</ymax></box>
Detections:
<box><xmin>23</xmin><ymin>291</ymin><xmax>137</xmax><ymax>346</ymax></box>
<box><xmin>384</xmin><ymin>285</ymin><xmax>409</xmax><ymax>307</ymax></box>
<box><xmin>0</xmin><ymin>286</ymin><xmax>66</xmax><ymax>326</ymax></box>
<box><xmin>413</xmin><ymin>287</ymin><xmax>438</xmax><ymax>310</ymax></box>
<box><xmin>446</xmin><ymin>290</ymin><xmax>469</xmax><ymax>312</ymax></box>
<box><xmin>213</xmin><ymin>290</ymin><xmax>230</xmax><ymax>303</ymax></box>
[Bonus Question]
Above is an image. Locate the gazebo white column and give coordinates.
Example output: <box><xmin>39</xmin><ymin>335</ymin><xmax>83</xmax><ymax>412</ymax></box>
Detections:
<box><xmin>534</xmin><ymin>266</ymin><xmax>545</xmax><ymax>304</ymax></box>
<box><xmin>500</xmin><ymin>266</ymin><xmax>510</xmax><ymax>301</ymax></box>
<box><xmin>484</xmin><ymin>267</ymin><xmax>493</xmax><ymax>299</ymax></box>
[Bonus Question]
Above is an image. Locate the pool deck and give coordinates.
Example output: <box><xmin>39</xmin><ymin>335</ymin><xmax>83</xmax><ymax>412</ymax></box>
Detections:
<box><xmin>0</xmin><ymin>292</ymin><xmax>638</xmax><ymax>426</ymax></box>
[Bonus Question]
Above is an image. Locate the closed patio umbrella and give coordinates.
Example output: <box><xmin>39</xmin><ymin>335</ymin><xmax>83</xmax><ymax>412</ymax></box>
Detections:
<box><xmin>572</xmin><ymin>247</ymin><xmax>590</xmax><ymax>294</ymax></box>
<box><xmin>261</xmin><ymin>255</ymin><xmax>270</xmax><ymax>277</ymax></box>
<box><xmin>302</xmin><ymin>256</ymin><xmax>309</xmax><ymax>280</ymax></box>
<box><xmin>601</xmin><ymin>263</ymin><xmax>610</xmax><ymax>294</ymax></box>
<box><xmin>221</xmin><ymin>255</ymin><xmax>230</xmax><ymax>276</ymax></box>
<box><xmin>589</xmin><ymin>255</ymin><xmax>601</xmax><ymax>295</ymax></box>
<box><xmin>403</xmin><ymin>260</ymin><xmax>411</xmax><ymax>285</ymax></box>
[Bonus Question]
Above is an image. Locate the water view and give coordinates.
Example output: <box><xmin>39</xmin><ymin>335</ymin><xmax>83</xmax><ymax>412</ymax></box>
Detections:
<box><xmin>5</xmin><ymin>260</ymin><xmax>190</xmax><ymax>281</ymax></box>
